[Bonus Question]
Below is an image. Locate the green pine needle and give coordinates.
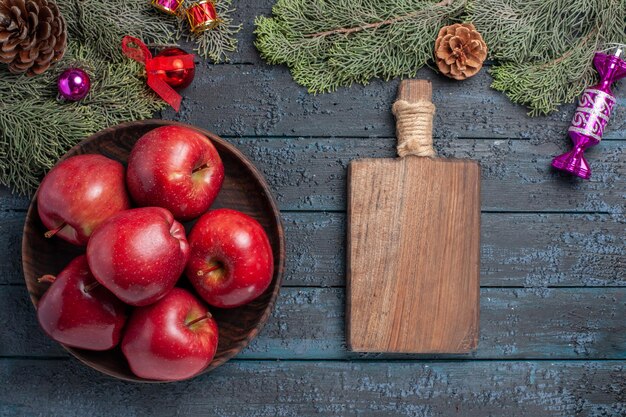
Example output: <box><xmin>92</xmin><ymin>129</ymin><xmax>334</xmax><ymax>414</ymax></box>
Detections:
<box><xmin>0</xmin><ymin>0</ymin><xmax>240</xmax><ymax>194</ymax></box>
<box><xmin>255</xmin><ymin>0</ymin><xmax>626</xmax><ymax>114</ymax></box>
<box><xmin>468</xmin><ymin>0</ymin><xmax>626</xmax><ymax>115</ymax></box>
<box><xmin>255</xmin><ymin>0</ymin><xmax>466</xmax><ymax>93</ymax></box>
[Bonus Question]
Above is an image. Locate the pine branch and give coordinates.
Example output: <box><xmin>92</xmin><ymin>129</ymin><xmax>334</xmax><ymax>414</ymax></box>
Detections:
<box><xmin>257</xmin><ymin>0</ymin><xmax>626</xmax><ymax>115</ymax></box>
<box><xmin>304</xmin><ymin>0</ymin><xmax>456</xmax><ymax>38</ymax></box>
<box><xmin>0</xmin><ymin>0</ymin><xmax>242</xmax><ymax>194</ymax></box>
<box><xmin>0</xmin><ymin>1</ymin><xmax>170</xmax><ymax>195</ymax></box>
<box><xmin>468</xmin><ymin>0</ymin><xmax>626</xmax><ymax>115</ymax></box>
<box><xmin>255</xmin><ymin>0</ymin><xmax>465</xmax><ymax>93</ymax></box>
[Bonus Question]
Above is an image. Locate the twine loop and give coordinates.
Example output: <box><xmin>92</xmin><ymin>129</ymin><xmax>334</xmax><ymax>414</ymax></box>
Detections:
<box><xmin>392</xmin><ymin>99</ymin><xmax>436</xmax><ymax>158</ymax></box>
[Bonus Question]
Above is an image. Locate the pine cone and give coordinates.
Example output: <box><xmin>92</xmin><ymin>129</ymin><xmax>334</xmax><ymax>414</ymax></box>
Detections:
<box><xmin>435</xmin><ymin>23</ymin><xmax>487</xmax><ymax>81</ymax></box>
<box><xmin>0</xmin><ymin>0</ymin><xmax>67</xmax><ymax>76</ymax></box>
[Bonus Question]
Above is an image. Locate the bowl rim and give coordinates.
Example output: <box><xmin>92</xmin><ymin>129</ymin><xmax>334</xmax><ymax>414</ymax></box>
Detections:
<box><xmin>22</xmin><ymin>119</ymin><xmax>286</xmax><ymax>383</ymax></box>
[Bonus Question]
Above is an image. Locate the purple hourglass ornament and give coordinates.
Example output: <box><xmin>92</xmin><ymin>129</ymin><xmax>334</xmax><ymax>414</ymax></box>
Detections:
<box><xmin>552</xmin><ymin>47</ymin><xmax>626</xmax><ymax>179</ymax></box>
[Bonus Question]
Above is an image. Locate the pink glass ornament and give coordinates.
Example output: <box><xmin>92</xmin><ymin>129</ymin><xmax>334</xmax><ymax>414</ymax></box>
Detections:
<box><xmin>58</xmin><ymin>68</ymin><xmax>91</xmax><ymax>101</ymax></box>
<box><xmin>151</xmin><ymin>0</ymin><xmax>183</xmax><ymax>15</ymax></box>
<box><xmin>552</xmin><ymin>47</ymin><xmax>626</xmax><ymax>179</ymax></box>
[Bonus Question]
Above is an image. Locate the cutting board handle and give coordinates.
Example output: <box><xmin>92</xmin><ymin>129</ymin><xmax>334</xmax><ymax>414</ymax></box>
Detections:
<box><xmin>392</xmin><ymin>79</ymin><xmax>436</xmax><ymax>158</ymax></box>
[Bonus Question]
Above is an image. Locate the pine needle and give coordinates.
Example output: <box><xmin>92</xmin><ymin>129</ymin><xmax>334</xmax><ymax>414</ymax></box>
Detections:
<box><xmin>0</xmin><ymin>0</ymin><xmax>240</xmax><ymax>194</ymax></box>
<box><xmin>467</xmin><ymin>0</ymin><xmax>626</xmax><ymax>115</ymax></box>
<box><xmin>255</xmin><ymin>0</ymin><xmax>626</xmax><ymax>114</ymax></box>
<box><xmin>255</xmin><ymin>0</ymin><xmax>465</xmax><ymax>93</ymax></box>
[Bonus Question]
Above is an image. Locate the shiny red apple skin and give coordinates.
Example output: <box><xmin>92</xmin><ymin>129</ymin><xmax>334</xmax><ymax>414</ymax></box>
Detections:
<box><xmin>37</xmin><ymin>255</ymin><xmax>127</xmax><ymax>351</ymax></box>
<box><xmin>121</xmin><ymin>288</ymin><xmax>218</xmax><ymax>381</ymax></box>
<box><xmin>185</xmin><ymin>208</ymin><xmax>274</xmax><ymax>308</ymax></box>
<box><xmin>126</xmin><ymin>125</ymin><xmax>225</xmax><ymax>221</ymax></box>
<box><xmin>86</xmin><ymin>207</ymin><xmax>190</xmax><ymax>306</ymax></box>
<box><xmin>37</xmin><ymin>154</ymin><xmax>131</xmax><ymax>246</ymax></box>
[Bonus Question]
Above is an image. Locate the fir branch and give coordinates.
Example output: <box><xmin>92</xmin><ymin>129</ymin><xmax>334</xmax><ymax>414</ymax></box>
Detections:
<box><xmin>304</xmin><ymin>0</ymin><xmax>456</xmax><ymax>38</ymax></box>
<box><xmin>255</xmin><ymin>0</ymin><xmax>465</xmax><ymax>93</ymax></box>
<box><xmin>58</xmin><ymin>0</ymin><xmax>177</xmax><ymax>62</ymax></box>
<box><xmin>468</xmin><ymin>0</ymin><xmax>626</xmax><ymax>115</ymax></box>
<box><xmin>0</xmin><ymin>1</ymin><xmax>169</xmax><ymax>194</ymax></box>
<box><xmin>0</xmin><ymin>0</ymin><xmax>241</xmax><ymax>194</ymax></box>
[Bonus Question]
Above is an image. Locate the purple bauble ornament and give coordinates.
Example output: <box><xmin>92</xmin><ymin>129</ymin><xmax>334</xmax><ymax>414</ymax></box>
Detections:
<box><xmin>58</xmin><ymin>68</ymin><xmax>91</xmax><ymax>101</ymax></box>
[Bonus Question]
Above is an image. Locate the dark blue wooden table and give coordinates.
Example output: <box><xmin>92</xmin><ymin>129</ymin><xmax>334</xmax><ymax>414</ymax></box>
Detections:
<box><xmin>1</xmin><ymin>2</ymin><xmax>625</xmax><ymax>415</ymax></box>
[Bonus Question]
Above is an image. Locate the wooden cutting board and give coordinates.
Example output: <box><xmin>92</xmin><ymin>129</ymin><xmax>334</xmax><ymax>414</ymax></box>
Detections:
<box><xmin>346</xmin><ymin>79</ymin><xmax>480</xmax><ymax>353</ymax></box>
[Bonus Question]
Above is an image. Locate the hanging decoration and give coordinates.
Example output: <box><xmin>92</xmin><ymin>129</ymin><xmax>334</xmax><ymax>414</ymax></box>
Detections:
<box><xmin>57</xmin><ymin>67</ymin><xmax>91</xmax><ymax>101</ymax></box>
<box><xmin>121</xmin><ymin>36</ymin><xmax>194</xmax><ymax>111</ymax></box>
<box><xmin>153</xmin><ymin>47</ymin><xmax>196</xmax><ymax>89</ymax></box>
<box><xmin>151</xmin><ymin>0</ymin><xmax>184</xmax><ymax>15</ymax></box>
<box><xmin>552</xmin><ymin>46</ymin><xmax>626</xmax><ymax>179</ymax></box>
<box><xmin>186</xmin><ymin>1</ymin><xmax>221</xmax><ymax>33</ymax></box>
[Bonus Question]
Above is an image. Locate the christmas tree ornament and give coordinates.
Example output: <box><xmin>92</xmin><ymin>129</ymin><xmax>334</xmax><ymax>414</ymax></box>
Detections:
<box><xmin>57</xmin><ymin>68</ymin><xmax>91</xmax><ymax>101</ymax></box>
<box><xmin>151</xmin><ymin>0</ymin><xmax>183</xmax><ymax>16</ymax></box>
<box><xmin>186</xmin><ymin>0</ymin><xmax>220</xmax><ymax>33</ymax></box>
<box><xmin>552</xmin><ymin>46</ymin><xmax>626</xmax><ymax>179</ymax></box>
<box><xmin>153</xmin><ymin>47</ymin><xmax>196</xmax><ymax>89</ymax></box>
<box><xmin>434</xmin><ymin>23</ymin><xmax>487</xmax><ymax>80</ymax></box>
<box><xmin>0</xmin><ymin>0</ymin><xmax>67</xmax><ymax>76</ymax></box>
<box><xmin>121</xmin><ymin>36</ymin><xmax>195</xmax><ymax>111</ymax></box>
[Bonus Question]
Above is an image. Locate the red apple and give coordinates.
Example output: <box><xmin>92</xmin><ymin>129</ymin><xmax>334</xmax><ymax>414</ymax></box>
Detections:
<box><xmin>185</xmin><ymin>208</ymin><xmax>274</xmax><ymax>308</ymax></box>
<box><xmin>37</xmin><ymin>154</ymin><xmax>131</xmax><ymax>245</ymax></box>
<box><xmin>37</xmin><ymin>255</ymin><xmax>127</xmax><ymax>350</ymax></box>
<box><xmin>86</xmin><ymin>207</ymin><xmax>189</xmax><ymax>306</ymax></box>
<box><xmin>121</xmin><ymin>288</ymin><xmax>218</xmax><ymax>381</ymax></box>
<box><xmin>126</xmin><ymin>125</ymin><xmax>224</xmax><ymax>221</ymax></box>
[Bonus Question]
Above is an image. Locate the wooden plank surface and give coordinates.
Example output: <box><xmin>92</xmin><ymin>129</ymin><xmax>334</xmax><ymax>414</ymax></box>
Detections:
<box><xmin>2</xmin><ymin>0</ymin><xmax>625</xmax><ymax>412</ymax></box>
<box><xmin>4</xmin><ymin>286</ymin><xmax>626</xmax><ymax>360</ymax></box>
<box><xmin>1</xmin><ymin>210</ymin><xmax>623</xmax><ymax>287</ymax></box>
<box><xmin>1</xmin><ymin>137</ymin><xmax>625</xmax><ymax>213</ymax></box>
<box><xmin>166</xmin><ymin>62</ymin><xmax>626</xmax><ymax>140</ymax></box>
<box><xmin>347</xmin><ymin>156</ymin><xmax>480</xmax><ymax>353</ymax></box>
<box><xmin>1</xmin><ymin>359</ymin><xmax>624</xmax><ymax>417</ymax></box>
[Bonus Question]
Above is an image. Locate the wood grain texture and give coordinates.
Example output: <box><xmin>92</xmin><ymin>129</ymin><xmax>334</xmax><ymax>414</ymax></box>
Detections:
<box><xmin>347</xmin><ymin>80</ymin><xmax>480</xmax><ymax>353</ymax></box>
<box><xmin>2</xmin><ymin>211</ymin><xmax>624</xmax><ymax>287</ymax></box>
<box><xmin>3</xmin><ymin>286</ymin><xmax>626</xmax><ymax>360</ymax></box>
<box><xmin>20</xmin><ymin>120</ymin><xmax>285</xmax><ymax>382</ymax></box>
<box><xmin>1</xmin><ymin>359</ymin><xmax>625</xmax><ymax>417</ymax></box>
<box><xmin>2</xmin><ymin>137</ymin><xmax>624</xmax><ymax>213</ymax></box>
<box><xmin>347</xmin><ymin>157</ymin><xmax>481</xmax><ymax>353</ymax></box>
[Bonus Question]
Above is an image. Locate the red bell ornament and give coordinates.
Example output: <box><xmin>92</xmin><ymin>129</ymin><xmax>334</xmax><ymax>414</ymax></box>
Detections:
<box><xmin>186</xmin><ymin>0</ymin><xmax>221</xmax><ymax>33</ymax></box>
<box><xmin>153</xmin><ymin>47</ymin><xmax>196</xmax><ymax>89</ymax></box>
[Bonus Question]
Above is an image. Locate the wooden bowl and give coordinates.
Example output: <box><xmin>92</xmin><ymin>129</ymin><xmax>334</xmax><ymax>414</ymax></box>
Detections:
<box><xmin>22</xmin><ymin>120</ymin><xmax>285</xmax><ymax>382</ymax></box>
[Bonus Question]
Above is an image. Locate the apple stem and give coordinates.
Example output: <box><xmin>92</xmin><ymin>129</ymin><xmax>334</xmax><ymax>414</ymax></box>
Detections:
<box><xmin>192</xmin><ymin>164</ymin><xmax>209</xmax><ymax>173</ymax></box>
<box><xmin>44</xmin><ymin>222</ymin><xmax>67</xmax><ymax>239</ymax></box>
<box><xmin>83</xmin><ymin>281</ymin><xmax>101</xmax><ymax>293</ymax></box>
<box><xmin>38</xmin><ymin>274</ymin><xmax>57</xmax><ymax>284</ymax></box>
<box><xmin>186</xmin><ymin>312</ymin><xmax>212</xmax><ymax>327</ymax></box>
<box><xmin>197</xmin><ymin>264</ymin><xmax>221</xmax><ymax>276</ymax></box>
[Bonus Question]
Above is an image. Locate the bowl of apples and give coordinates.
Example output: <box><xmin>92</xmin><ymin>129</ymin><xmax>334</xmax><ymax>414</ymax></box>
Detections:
<box><xmin>22</xmin><ymin>120</ymin><xmax>285</xmax><ymax>382</ymax></box>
